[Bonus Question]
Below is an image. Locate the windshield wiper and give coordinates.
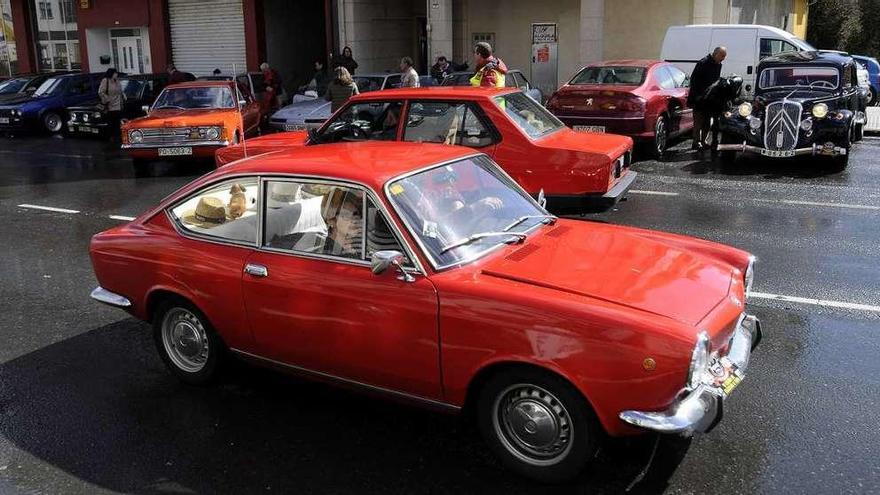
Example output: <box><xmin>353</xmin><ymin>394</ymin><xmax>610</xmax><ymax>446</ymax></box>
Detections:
<box><xmin>439</xmin><ymin>231</ymin><xmax>528</xmax><ymax>254</ymax></box>
<box><xmin>155</xmin><ymin>105</ymin><xmax>185</xmax><ymax>110</ymax></box>
<box><xmin>503</xmin><ymin>214</ymin><xmax>557</xmax><ymax>232</ymax></box>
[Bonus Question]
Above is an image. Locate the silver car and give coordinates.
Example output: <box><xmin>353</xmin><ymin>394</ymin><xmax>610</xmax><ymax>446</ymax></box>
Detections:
<box><xmin>269</xmin><ymin>73</ymin><xmax>403</xmax><ymax>131</ymax></box>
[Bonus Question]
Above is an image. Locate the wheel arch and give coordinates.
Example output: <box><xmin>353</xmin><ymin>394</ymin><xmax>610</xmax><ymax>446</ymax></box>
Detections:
<box><xmin>144</xmin><ymin>287</ymin><xmax>197</xmax><ymax>323</ymax></box>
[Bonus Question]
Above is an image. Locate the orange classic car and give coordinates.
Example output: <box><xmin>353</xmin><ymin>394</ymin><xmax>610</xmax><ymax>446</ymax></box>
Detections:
<box><xmin>122</xmin><ymin>80</ymin><xmax>262</xmax><ymax>174</ymax></box>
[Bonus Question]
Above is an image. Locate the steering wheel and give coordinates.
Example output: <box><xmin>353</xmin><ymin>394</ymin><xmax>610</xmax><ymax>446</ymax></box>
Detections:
<box><xmin>341</xmin><ymin>122</ymin><xmax>368</xmax><ymax>141</ymax></box>
<box><xmin>811</xmin><ymin>80</ymin><xmax>836</xmax><ymax>89</ymax></box>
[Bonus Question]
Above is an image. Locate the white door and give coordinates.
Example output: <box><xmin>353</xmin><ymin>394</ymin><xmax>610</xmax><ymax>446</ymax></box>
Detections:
<box><xmin>116</xmin><ymin>37</ymin><xmax>143</xmax><ymax>74</ymax></box>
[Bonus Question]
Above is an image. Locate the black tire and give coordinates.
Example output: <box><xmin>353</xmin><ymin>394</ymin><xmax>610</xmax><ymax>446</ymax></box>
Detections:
<box><xmin>832</xmin><ymin>152</ymin><xmax>849</xmax><ymax>170</ymax></box>
<box><xmin>132</xmin><ymin>158</ymin><xmax>150</xmax><ymax>177</ymax></box>
<box><xmin>869</xmin><ymin>88</ymin><xmax>877</xmax><ymax>107</ymax></box>
<box><xmin>42</xmin><ymin>111</ymin><xmax>64</xmax><ymax>133</ymax></box>
<box><xmin>652</xmin><ymin>115</ymin><xmax>668</xmax><ymax>159</ymax></box>
<box><xmin>476</xmin><ymin>367</ymin><xmax>601</xmax><ymax>483</ymax></box>
<box><xmin>152</xmin><ymin>298</ymin><xmax>225</xmax><ymax>385</ymax></box>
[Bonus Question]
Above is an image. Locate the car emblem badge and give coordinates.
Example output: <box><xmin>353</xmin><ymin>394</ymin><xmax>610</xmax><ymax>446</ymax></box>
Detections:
<box><xmin>586</xmin><ymin>98</ymin><xmax>593</xmax><ymax>106</ymax></box>
<box><xmin>776</xmin><ymin>130</ymin><xmax>784</xmax><ymax>148</ymax></box>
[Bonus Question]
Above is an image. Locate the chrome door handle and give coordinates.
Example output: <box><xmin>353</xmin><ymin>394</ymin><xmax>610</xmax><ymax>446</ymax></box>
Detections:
<box><xmin>244</xmin><ymin>263</ymin><xmax>268</xmax><ymax>277</ymax></box>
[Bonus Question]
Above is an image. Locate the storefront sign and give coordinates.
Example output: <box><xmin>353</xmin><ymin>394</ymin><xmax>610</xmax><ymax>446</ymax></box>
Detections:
<box><xmin>531</xmin><ymin>23</ymin><xmax>557</xmax><ymax>44</ymax></box>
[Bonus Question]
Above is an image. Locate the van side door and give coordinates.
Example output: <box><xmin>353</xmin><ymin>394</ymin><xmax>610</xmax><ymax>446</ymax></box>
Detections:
<box><xmin>709</xmin><ymin>28</ymin><xmax>758</xmax><ymax>96</ymax></box>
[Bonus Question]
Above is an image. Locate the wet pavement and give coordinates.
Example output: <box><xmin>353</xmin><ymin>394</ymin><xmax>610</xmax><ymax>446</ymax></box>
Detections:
<box><xmin>0</xmin><ymin>134</ymin><xmax>879</xmax><ymax>494</ymax></box>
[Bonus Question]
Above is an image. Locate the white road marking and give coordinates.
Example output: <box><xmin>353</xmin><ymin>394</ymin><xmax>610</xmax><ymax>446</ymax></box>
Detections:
<box><xmin>776</xmin><ymin>199</ymin><xmax>880</xmax><ymax>211</ymax></box>
<box><xmin>109</xmin><ymin>215</ymin><xmax>136</xmax><ymax>221</ymax></box>
<box><xmin>628</xmin><ymin>189</ymin><xmax>679</xmax><ymax>196</ymax></box>
<box><xmin>750</xmin><ymin>291</ymin><xmax>880</xmax><ymax>313</ymax></box>
<box><xmin>17</xmin><ymin>203</ymin><xmax>80</xmax><ymax>214</ymax></box>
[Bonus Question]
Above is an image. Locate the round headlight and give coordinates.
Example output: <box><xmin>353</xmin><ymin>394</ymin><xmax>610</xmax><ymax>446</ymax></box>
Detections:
<box><xmin>738</xmin><ymin>102</ymin><xmax>753</xmax><ymax>117</ymax></box>
<box><xmin>129</xmin><ymin>129</ymin><xmax>144</xmax><ymax>143</ymax></box>
<box><xmin>687</xmin><ymin>332</ymin><xmax>711</xmax><ymax>390</ymax></box>
<box><xmin>800</xmin><ymin>118</ymin><xmax>813</xmax><ymax>132</ymax></box>
<box><xmin>92</xmin><ymin>111</ymin><xmax>102</xmax><ymax>119</ymax></box>
<box><xmin>748</xmin><ymin>116</ymin><xmax>761</xmax><ymax>129</ymax></box>
<box><xmin>83</xmin><ymin>114</ymin><xmax>89</xmax><ymax>122</ymax></box>
<box><xmin>206</xmin><ymin>127</ymin><xmax>220</xmax><ymax>140</ymax></box>
<box><xmin>812</xmin><ymin>103</ymin><xmax>828</xmax><ymax>119</ymax></box>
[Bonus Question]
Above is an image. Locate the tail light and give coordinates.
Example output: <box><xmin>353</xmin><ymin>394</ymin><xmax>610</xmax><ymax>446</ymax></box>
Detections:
<box><xmin>618</xmin><ymin>96</ymin><xmax>646</xmax><ymax>113</ymax></box>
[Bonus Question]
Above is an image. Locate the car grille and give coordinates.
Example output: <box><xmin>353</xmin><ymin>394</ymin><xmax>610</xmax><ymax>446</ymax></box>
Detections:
<box><xmin>764</xmin><ymin>101</ymin><xmax>802</xmax><ymax>151</ymax></box>
<box><xmin>0</xmin><ymin>109</ymin><xmax>13</xmax><ymax>119</ymax></box>
<box><xmin>137</xmin><ymin>127</ymin><xmax>198</xmax><ymax>144</ymax></box>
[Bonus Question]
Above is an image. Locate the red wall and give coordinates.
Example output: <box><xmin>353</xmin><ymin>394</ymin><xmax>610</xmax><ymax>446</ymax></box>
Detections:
<box><xmin>75</xmin><ymin>0</ymin><xmax>169</xmax><ymax>73</ymax></box>
<box><xmin>9</xmin><ymin>0</ymin><xmax>35</xmax><ymax>73</ymax></box>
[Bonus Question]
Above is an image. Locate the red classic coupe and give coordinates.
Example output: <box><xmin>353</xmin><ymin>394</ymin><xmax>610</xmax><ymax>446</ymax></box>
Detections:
<box><xmin>90</xmin><ymin>142</ymin><xmax>761</xmax><ymax>483</ymax></box>
<box><xmin>216</xmin><ymin>86</ymin><xmax>635</xmax><ymax>213</ymax></box>
<box><xmin>546</xmin><ymin>60</ymin><xmax>693</xmax><ymax>157</ymax></box>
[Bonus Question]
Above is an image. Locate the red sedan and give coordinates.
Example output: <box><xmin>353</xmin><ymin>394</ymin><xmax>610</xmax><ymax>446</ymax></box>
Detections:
<box><xmin>216</xmin><ymin>86</ymin><xmax>634</xmax><ymax>213</ymax></box>
<box><xmin>546</xmin><ymin>60</ymin><xmax>693</xmax><ymax>157</ymax></box>
<box><xmin>91</xmin><ymin>141</ymin><xmax>761</xmax><ymax>483</ymax></box>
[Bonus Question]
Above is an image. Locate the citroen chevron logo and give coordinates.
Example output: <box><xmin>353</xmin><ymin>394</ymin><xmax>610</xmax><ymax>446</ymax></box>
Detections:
<box><xmin>765</xmin><ymin>101</ymin><xmax>801</xmax><ymax>151</ymax></box>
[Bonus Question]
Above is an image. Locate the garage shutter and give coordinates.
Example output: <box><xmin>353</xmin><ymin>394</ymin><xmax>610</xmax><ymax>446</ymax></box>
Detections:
<box><xmin>169</xmin><ymin>0</ymin><xmax>247</xmax><ymax>77</ymax></box>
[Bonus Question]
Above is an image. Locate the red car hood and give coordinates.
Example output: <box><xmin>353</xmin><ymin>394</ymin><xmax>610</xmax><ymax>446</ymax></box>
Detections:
<box><xmin>480</xmin><ymin>220</ymin><xmax>735</xmax><ymax>325</ymax></box>
<box><xmin>215</xmin><ymin>130</ymin><xmax>308</xmax><ymax>166</ymax></box>
<box><xmin>536</xmin><ymin>127</ymin><xmax>632</xmax><ymax>159</ymax></box>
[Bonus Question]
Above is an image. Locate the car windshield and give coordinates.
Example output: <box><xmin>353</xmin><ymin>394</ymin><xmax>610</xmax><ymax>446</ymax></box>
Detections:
<box><xmin>354</xmin><ymin>77</ymin><xmax>386</xmax><ymax>92</ymax></box>
<box><xmin>386</xmin><ymin>155</ymin><xmax>552</xmax><ymax>268</ymax></box>
<box><xmin>0</xmin><ymin>77</ymin><xmax>31</xmax><ymax>95</ymax></box>
<box><xmin>758</xmin><ymin>66</ymin><xmax>839</xmax><ymax>90</ymax></box>
<box><xmin>441</xmin><ymin>73</ymin><xmax>472</xmax><ymax>86</ymax></box>
<box><xmin>571</xmin><ymin>66</ymin><xmax>646</xmax><ymax>85</ymax></box>
<box><xmin>493</xmin><ymin>92</ymin><xmax>563</xmax><ymax>138</ymax></box>
<box><xmin>33</xmin><ymin>77</ymin><xmax>65</xmax><ymax>96</ymax></box>
<box><xmin>120</xmin><ymin>79</ymin><xmax>144</xmax><ymax>98</ymax></box>
<box><xmin>153</xmin><ymin>86</ymin><xmax>235</xmax><ymax>109</ymax></box>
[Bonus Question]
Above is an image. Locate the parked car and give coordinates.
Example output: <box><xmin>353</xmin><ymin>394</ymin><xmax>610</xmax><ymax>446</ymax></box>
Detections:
<box><xmin>717</xmin><ymin>51</ymin><xmax>865</xmax><ymax>169</ymax></box>
<box><xmin>851</xmin><ymin>55</ymin><xmax>879</xmax><ymax>106</ymax></box>
<box><xmin>67</xmin><ymin>74</ymin><xmax>169</xmax><ymax>137</ymax></box>
<box><xmin>217</xmin><ymin>86</ymin><xmax>635</xmax><ymax>213</ymax></box>
<box><xmin>546</xmin><ymin>60</ymin><xmax>692</xmax><ymax>157</ymax></box>
<box><xmin>90</xmin><ymin>140</ymin><xmax>761</xmax><ymax>483</ymax></box>
<box><xmin>269</xmin><ymin>73</ymin><xmax>404</xmax><ymax>132</ymax></box>
<box><xmin>0</xmin><ymin>72</ymin><xmax>76</xmax><ymax>105</ymax></box>
<box><xmin>0</xmin><ymin>72</ymin><xmax>102</xmax><ymax>133</ymax></box>
<box><xmin>198</xmin><ymin>72</ymin><xmax>275</xmax><ymax>116</ymax></box>
<box><xmin>121</xmin><ymin>80</ymin><xmax>263</xmax><ymax>174</ymax></box>
<box><xmin>662</xmin><ymin>24</ymin><xmax>815</xmax><ymax>97</ymax></box>
<box><xmin>442</xmin><ymin>69</ymin><xmax>543</xmax><ymax>102</ymax></box>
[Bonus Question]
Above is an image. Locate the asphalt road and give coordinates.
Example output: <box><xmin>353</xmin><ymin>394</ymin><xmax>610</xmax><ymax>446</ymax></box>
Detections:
<box><xmin>0</xmin><ymin>134</ymin><xmax>878</xmax><ymax>494</ymax></box>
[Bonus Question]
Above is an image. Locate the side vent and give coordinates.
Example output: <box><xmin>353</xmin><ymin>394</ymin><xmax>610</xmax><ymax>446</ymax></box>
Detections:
<box><xmin>505</xmin><ymin>243</ymin><xmax>540</xmax><ymax>261</ymax></box>
<box><xmin>545</xmin><ymin>225</ymin><xmax>571</xmax><ymax>238</ymax></box>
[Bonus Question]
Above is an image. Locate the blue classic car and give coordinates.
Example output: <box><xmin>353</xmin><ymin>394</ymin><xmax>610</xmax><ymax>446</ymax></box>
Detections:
<box><xmin>268</xmin><ymin>73</ymin><xmax>404</xmax><ymax>131</ymax></box>
<box><xmin>852</xmin><ymin>55</ymin><xmax>880</xmax><ymax>106</ymax></box>
<box><xmin>0</xmin><ymin>73</ymin><xmax>103</xmax><ymax>133</ymax></box>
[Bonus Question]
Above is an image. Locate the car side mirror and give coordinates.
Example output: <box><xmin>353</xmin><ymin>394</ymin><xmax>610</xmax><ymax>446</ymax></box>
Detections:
<box><xmin>141</xmin><ymin>105</ymin><xmax>150</xmax><ymax>114</ymax></box>
<box><xmin>371</xmin><ymin>250</ymin><xmax>414</xmax><ymax>282</ymax></box>
<box><xmin>239</xmin><ymin>99</ymin><xmax>248</xmax><ymax>107</ymax></box>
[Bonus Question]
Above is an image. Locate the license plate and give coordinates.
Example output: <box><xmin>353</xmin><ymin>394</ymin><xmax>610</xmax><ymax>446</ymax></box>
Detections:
<box><xmin>158</xmin><ymin>147</ymin><xmax>193</xmax><ymax>156</ymax></box>
<box><xmin>573</xmin><ymin>125</ymin><xmax>605</xmax><ymax>133</ymax></box>
<box><xmin>75</xmin><ymin>126</ymin><xmax>99</xmax><ymax>134</ymax></box>
<box><xmin>0</xmin><ymin>118</ymin><xmax>8</xmax><ymax>124</ymax></box>
<box><xmin>284</xmin><ymin>124</ymin><xmax>305</xmax><ymax>131</ymax></box>
<box><xmin>760</xmin><ymin>149</ymin><xmax>795</xmax><ymax>158</ymax></box>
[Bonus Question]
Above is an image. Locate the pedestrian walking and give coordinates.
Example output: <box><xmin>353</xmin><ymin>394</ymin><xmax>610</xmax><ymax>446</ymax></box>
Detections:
<box><xmin>333</xmin><ymin>46</ymin><xmax>359</xmax><ymax>76</ymax></box>
<box><xmin>261</xmin><ymin>62</ymin><xmax>284</xmax><ymax>111</ymax></box>
<box><xmin>400</xmin><ymin>57</ymin><xmax>420</xmax><ymax>88</ymax></box>
<box><xmin>325</xmin><ymin>66</ymin><xmax>359</xmax><ymax>112</ymax></box>
<box><xmin>98</xmin><ymin>68</ymin><xmax>124</xmax><ymax>143</ymax></box>
<box><xmin>471</xmin><ymin>42</ymin><xmax>508</xmax><ymax>88</ymax></box>
<box><xmin>688</xmin><ymin>46</ymin><xmax>726</xmax><ymax>151</ymax></box>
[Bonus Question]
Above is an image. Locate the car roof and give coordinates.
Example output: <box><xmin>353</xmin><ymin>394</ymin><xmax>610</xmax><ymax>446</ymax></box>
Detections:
<box><xmin>165</xmin><ymin>80</ymin><xmax>235</xmax><ymax>89</ymax></box>
<box><xmin>352</xmin><ymin>86</ymin><xmax>518</xmax><ymax>100</ymax></box>
<box><xmin>218</xmin><ymin>141</ymin><xmax>480</xmax><ymax>189</ymax></box>
<box><xmin>759</xmin><ymin>50</ymin><xmax>852</xmax><ymax>68</ymax></box>
<box><xmin>588</xmin><ymin>59</ymin><xmax>662</xmax><ymax>68</ymax></box>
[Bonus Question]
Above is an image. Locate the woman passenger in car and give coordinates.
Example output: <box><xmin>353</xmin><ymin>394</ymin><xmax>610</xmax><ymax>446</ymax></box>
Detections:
<box><xmin>324</xmin><ymin>191</ymin><xmax>364</xmax><ymax>258</ymax></box>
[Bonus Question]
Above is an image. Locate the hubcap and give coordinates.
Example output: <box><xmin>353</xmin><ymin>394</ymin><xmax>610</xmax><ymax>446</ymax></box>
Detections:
<box><xmin>655</xmin><ymin>119</ymin><xmax>667</xmax><ymax>154</ymax></box>
<box><xmin>46</xmin><ymin>114</ymin><xmax>61</xmax><ymax>132</ymax></box>
<box><xmin>493</xmin><ymin>384</ymin><xmax>573</xmax><ymax>466</ymax></box>
<box><xmin>161</xmin><ymin>308</ymin><xmax>209</xmax><ymax>373</ymax></box>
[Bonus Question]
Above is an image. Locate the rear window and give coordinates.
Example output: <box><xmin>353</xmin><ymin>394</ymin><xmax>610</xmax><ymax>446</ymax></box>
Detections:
<box><xmin>571</xmin><ymin>66</ymin><xmax>646</xmax><ymax>85</ymax></box>
<box><xmin>494</xmin><ymin>92</ymin><xmax>563</xmax><ymax>138</ymax></box>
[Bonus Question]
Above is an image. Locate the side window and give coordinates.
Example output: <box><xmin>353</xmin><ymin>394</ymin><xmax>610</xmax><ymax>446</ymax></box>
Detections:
<box><xmin>66</xmin><ymin>77</ymin><xmax>86</xmax><ymax>95</ymax></box>
<box><xmin>250</xmin><ymin>73</ymin><xmax>267</xmax><ymax>93</ymax></box>
<box><xmin>319</xmin><ymin>101</ymin><xmax>403</xmax><ymax>142</ymax></box>
<box><xmin>505</xmin><ymin>73</ymin><xmax>518</xmax><ymax>88</ymax></box>
<box><xmin>236</xmin><ymin>75</ymin><xmax>253</xmax><ymax>97</ymax></box>
<box><xmin>655</xmin><ymin>66</ymin><xmax>675</xmax><ymax>89</ymax></box>
<box><xmin>365</xmin><ymin>197</ymin><xmax>409</xmax><ymax>264</ymax></box>
<box><xmin>403</xmin><ymin>101</ymin><xmax>493</xmax><ymax>147</ymax></box>
<box><xmin>843</xmin><ymin>67</ymin><xmax>852</xmax><ymax>87</ymax></box>
<box><xmin>667</xmin><ymin>66</ymin><xmax>687</xmax><ymax>88</ymax></box>
<box><xmin>263</xmin><ymin>181</ymin><xmax>364</xmax><ymax>260</ymax></box>
<box><xmin>170</xmin><ymin>178</ymin><xmax>260</xmax><ymax>244</ymax></box>
<box><xmin>385</xmin><ymin>75</ymin><xmax>402</xmax><ymax>88</ymax></box>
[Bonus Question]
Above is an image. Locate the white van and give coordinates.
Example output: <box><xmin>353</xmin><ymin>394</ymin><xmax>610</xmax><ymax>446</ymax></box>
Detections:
<box><xmin>661</xmin><ymin>24</ymin><xmax>815</xmax><ymax>97</ymax></box>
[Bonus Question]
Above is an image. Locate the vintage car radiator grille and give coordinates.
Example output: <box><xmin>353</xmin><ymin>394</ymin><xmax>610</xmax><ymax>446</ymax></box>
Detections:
<box><xmin>763</xmin><ymin>101</ymin><xmax>802</xmax><ymax>151</ymax></box>
<box><xmin>139</xmin><ymin>127</ymin><xmax>197</xmax><ymax>144</ymax></box>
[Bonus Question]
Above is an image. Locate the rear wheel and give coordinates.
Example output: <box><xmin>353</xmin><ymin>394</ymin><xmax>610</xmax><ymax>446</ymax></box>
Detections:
<box><xmin>477</xmin><ymin>367</ymin><xmax>601</xmax><ymax>483</ymax></box>
<box><xmin>652</xmin><ymin>115</ymin><xmax>668</xmax><ymax>159</ymax></box>
<box><xmin>153</xmin><ymin>298</ymin><xmax>225</xmax><ymax>385</ymax></box>
<box><xmin>43</xmin><ymin>111</ymin><xmax>63</xmax><ymax>133</ymax></box>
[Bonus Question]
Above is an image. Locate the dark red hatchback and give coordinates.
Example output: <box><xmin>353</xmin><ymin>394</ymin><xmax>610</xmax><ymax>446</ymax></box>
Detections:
<box><xmin>546</xmin><ymin>60</ymin><xmax>693</xmax><ymax>157</ymax></box>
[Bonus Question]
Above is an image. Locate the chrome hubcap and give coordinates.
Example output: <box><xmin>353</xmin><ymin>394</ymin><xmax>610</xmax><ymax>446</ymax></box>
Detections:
<box><xmin>46</xmin><ymin>115</ymin><xmax>61</xmax><ymax>132</ymax></box>
<box><xmin>493</xmin><ymin>384</ymin><xmax>573</xmax><ymax>466</ymax></box>
<box><xmin>162</xmin><ymin>308</ymin><xmax>209</xmax><ymax>373</ymax></box>
<box><xmin>656</xmin><ymin>119</ymin><xmax>667</xmax><ymax>153</ymax></box>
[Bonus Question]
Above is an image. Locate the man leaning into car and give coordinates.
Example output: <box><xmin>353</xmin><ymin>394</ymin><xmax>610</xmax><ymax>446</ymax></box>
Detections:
<box><xmin>688</xmin><ymin>46</ymin><xmax>726</xmax><ymax>151</ymax></box>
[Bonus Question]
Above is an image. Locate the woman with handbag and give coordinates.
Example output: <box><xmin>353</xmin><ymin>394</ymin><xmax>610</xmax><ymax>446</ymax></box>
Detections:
<box><xmin>99</xmin><ymin>68</ymin><xmax>125</xmax><ymax>143</ymax></box>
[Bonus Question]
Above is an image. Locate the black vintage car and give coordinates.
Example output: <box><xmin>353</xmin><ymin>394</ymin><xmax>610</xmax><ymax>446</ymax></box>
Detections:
<box><xmin>717</xmin><ymin>51</ymin><xmax>865</xmax><ymax>168</ymax></box>
<box><xmin>66</xmin><ymin>74</ymin><xmax>168</xmax><ymax>137</ymax></box>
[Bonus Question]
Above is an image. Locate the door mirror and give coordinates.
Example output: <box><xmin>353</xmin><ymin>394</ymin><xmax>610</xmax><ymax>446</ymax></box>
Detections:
<box><xmin>537</xmin><ymin>188</ymin><xmax>547</xmax><ymax>209</ymax></box>
<box><xmin>238</xmin><ymin>99</ymin><xmax>248</xmax><ymax>107</ymax></box>
<box><xmin>371</xmin><ymin>250</ymin><xmax>414</xmax><ymax>282</ymax></box>
<box><xmin>141</xmin><ymin>105</ymin><xmax>150</xmax><ymax>114</ymax></box>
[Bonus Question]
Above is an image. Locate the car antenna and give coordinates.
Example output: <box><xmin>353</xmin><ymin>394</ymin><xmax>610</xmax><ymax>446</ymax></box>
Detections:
<box><xmin>232</xmin><ymin>63</ymin><xmax>248</xmax><ymax>159</ymax></box>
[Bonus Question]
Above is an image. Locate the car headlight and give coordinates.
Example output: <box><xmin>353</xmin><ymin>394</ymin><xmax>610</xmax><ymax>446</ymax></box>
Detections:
<box><xmin>206</xmin><ymin>127</ymin><xmax>220</xmax><ymax>140</ymax></box>
<box><xmin>687</xmin><ymin>331</ymin><xmax>711</xmax><ymax>389</ymax></box>
<box><xmin>83</xmin><ymin>114</ymin><xmax>90</xmax><ymax>122</ymax></box>
<box><xmin>745</xmin><ymin>256</ymin><xmax>756</xmax><ymax>297</ymax></box>
<box><xmin>129</xmin><ymin>129</ymin><xmax>144</xmax><ymax>143</ymax></box>
<box><xmin>800</xmin><ymin>118</ymin><xmax>813</xmax><ymax>132</ymax></box>
<box><xmin>738</xmin><ymin>102</ymin><xmax>752</xmax><ymax>117</ymax></box>
<box><xmin>11</xmin><ymin>109</ymin><xmax>20</xmax><ymax>116</ymax></box>
<box><xmin>812</xmin><ymin>103</ymin><xmax>828</xmax><ymax>119</ymax></box>
<box><xmin>92</xmin><ymin>111</ymin><xmax>102</xmax><ymax>119</ymax></box>
<box><xmin>748</xmin><ymin>116</ymin><xmax>761</xmax><ymax>129</ymax></box>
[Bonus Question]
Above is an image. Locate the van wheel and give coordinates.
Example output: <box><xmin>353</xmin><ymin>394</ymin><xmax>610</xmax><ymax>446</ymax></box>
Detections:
<box><xmin>653</xmin><ymin>115</ymin><xmax>668</xmax><ymax>159</ymax></box>
<box><xmin>477</xmin><ymin>367</ymin><xmax>601</xmax><ymax>483</ymax></box>
<box><xmin>153</xmin><ymin>299</ymin><xmax>225</xmax><ymax>385</ymax></box>
<box><xmin>43</xmin><ymin>111</ymin><xmax>63</xmax><ymax>133</ymax></box>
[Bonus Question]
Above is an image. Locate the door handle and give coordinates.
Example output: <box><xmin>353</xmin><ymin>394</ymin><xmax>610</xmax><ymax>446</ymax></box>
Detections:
<box><xmin>244</xmin><ymin>263</ymin><xmax>268</xmax><ymax>277</ymax></box>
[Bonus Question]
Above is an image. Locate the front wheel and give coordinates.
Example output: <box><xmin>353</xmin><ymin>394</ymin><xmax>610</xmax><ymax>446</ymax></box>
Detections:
<box><xmin>652</xmin><ymin>115</ymin><xmax>668</xmax><ymax>159</ymax></box>
<box><xmin>43</xmin><ymin>111</ymin><xmax>64</xmax><ymax>133</ymax></box>
<box><xmin>477</xmin><ymin>368</ymin><xmax>601</xmax><ymax>483</ymax></box>
<box><xmin>153</xmin><ymin>299</ymin><xmax>225</xmax><ymax>385</ymax></box>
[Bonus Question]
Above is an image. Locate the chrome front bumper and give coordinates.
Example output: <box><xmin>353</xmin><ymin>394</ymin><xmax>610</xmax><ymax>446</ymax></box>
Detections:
<box><xmin>121</xmin><ymin>140</ymin><xmax>229</xmax><ymax>149</ymax></box>
<box><xmin>90</xmin><ymin>286</ymin><xmax>132</xmax><ymax>308</ymax></box>
<box><xmin>619</xmin><ymin>314</ymin><xmax>762</xmax><ymax>435</ymax></box>
<box><xmin>716</xmin><ymin>142</ymin><xmax>847</xmax><ymax>157</ymax></box>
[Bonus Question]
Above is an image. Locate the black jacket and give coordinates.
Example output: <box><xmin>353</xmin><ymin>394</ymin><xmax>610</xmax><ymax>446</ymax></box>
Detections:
<box><xmin>688</xmin><ymin>54</ymin><xmax>722</xmax><ymax>108</ymax></box>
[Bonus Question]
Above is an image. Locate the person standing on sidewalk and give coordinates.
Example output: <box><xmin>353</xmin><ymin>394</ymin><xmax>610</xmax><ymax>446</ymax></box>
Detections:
<box><xmin>400</xmin><ymin>57</ymin><xmax>420</xmax><ymax>88</ymax></box>
<box><xmin>470</xmin><ymin>42</ymin><xmax>508</xmax><ymax>88</ymax></box>
<box><xmin>325</xmin><ymin>67</ymin><xmax>359</xmax><ymax>112</ymax></box>
<box><xmin>333</xmin><ymin>46</ymin><xmax>359</xmax><ymax>76</ymax></box>
<box><xmin>98</xmin><ymin>68</ymin><xmax>124</xmax><ymax>143</ymax></box>
<box><xmin>688</xmin><ymin>46</ymin><xmax>726</xmax><ymax>151</ymax></box>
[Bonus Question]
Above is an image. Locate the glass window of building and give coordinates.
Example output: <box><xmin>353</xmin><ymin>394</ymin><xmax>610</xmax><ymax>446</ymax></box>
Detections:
<box><xmin>33</xmin><ymin>0</ymin><xmax>80</xmax><ymax>71</ymax></box>
<box><xmin>0</xmin><ymin>0</ymin><xmax>18</xmax><ymax>77</ymax></box>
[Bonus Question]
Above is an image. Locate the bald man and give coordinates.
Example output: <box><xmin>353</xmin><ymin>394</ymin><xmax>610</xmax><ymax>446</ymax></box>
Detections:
<box><xmin>688</xmin><ymin>46</ymin><xmax>727</xmax><ymax>151</ymax></box>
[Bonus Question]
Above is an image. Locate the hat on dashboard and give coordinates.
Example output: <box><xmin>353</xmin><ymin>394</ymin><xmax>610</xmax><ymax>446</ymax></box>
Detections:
<box><xmin>182</xmin><ymin>197</ymin><xmax>227</xmax><ymax>228</ymax></box>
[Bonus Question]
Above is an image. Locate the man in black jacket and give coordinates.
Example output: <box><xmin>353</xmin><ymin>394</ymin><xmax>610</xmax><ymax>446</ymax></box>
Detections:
<box><xmin>688</xmin><ymin>46</ymin><xmax>726</xmax><ymax>151</ymax></box>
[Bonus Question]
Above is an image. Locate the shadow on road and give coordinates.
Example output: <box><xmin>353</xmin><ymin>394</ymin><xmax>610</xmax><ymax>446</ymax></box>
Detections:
<box><xmin>0</xmin><ymin>320</ymin><xmax>690</xmax><ymax>494</ymax></box>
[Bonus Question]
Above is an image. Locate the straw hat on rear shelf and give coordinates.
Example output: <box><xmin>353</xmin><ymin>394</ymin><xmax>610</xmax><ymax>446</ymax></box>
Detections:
<box><xmin>182</xmin><ymin>197</ymin><xmax>227</xmax><ymax>228</ymax></box>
